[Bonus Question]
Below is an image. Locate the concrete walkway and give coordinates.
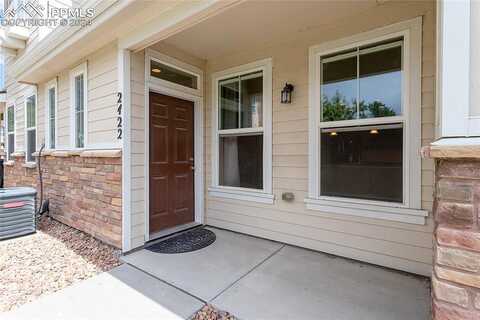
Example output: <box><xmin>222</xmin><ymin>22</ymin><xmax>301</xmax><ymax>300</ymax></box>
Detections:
<box><xmin>4</xmin><ymin>227</ymin><xmax>431</xmax><ymax>320</ymax></box>
<box><xmin>3</xmin><ymin>264</ymin><xmax>203</xmax><ymax>320</ymax></box>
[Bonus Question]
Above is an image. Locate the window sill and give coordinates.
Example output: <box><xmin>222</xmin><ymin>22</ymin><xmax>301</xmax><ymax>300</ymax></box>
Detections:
<box><xmin>4</xmin><ymin>160</ymin><xmax>15</xmax><ymax>166</ymax></box>
<box><xmin>304</xmin><ymin>197</ymin><xmax>428</xmax><ymax>225</ymax></box>
<box><xmin>10</xmin><ymin>151</ymin><xmax>25</xmax><ymax>158</ymax></box>
<box><xmin>22</xmin><ymin>162</ymin><xmax>36</xmax><ymax>169</ymax></box>
<box><xmin>34</xmin><ymin>149</ymin><xmax>122</xmax><ymax>158</ymax></box>
<box><xmin>208</xmin><ymin>187</ymin><xmax>275</xmax><ymax>204</ymax></box>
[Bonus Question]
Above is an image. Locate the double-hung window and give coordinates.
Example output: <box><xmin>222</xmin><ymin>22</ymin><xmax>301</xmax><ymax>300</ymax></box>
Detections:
<box><xmin>70</xmin><ymin>63</ymin><xmax>87</xmax><ymax>149</ymax></box>
<box><xmin>320</xmin><ymin>41</ymin><xmax>404</xmax><ymax>203</ymax></box>
<box><xmin>307</xmin><ymin>19</ymin><xmax>426</xmax><ymax>224</ymax></box>
<box><xmin>46</xmin><ymin>79</ymin><xmax>57</xmax><ymax>149</ymax></box>
<box><xmin>210</xmin><ymin>59</ymin><xmax>273</xmax><ymax>204</ymax></box>
<box><xmin>6</xmin><ymin>105</ymin><xmax>14</xmax><ymax>160</ymax></box>
<box><xmin>25</xmin><ymin>94</ymin><xmax>36</xmax><ymax>163</ymax></box>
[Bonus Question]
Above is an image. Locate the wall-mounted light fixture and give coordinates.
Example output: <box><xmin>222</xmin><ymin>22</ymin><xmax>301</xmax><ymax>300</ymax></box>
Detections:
<box><xmin>281</xmin><ymin>83</ymin><xmax>294</xmax><ymax>104</ymax></box>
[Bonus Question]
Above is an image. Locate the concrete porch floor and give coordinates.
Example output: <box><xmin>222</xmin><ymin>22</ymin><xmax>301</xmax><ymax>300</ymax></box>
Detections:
<box><xmin>122</xmin><ymin>227</ymin><xmax>431</xmax><ymax>320</ymax></box>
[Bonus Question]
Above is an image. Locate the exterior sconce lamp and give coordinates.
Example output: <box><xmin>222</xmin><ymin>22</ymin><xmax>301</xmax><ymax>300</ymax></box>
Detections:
<box><xmin>281</xmin><ymin>83</ymin><xmax>294</xmax><ymax>104</ymax></box>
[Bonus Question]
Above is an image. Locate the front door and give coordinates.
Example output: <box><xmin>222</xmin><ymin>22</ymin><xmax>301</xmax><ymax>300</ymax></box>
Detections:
<box><xmin>149</xmin><ymin>92</ymin><xmax>195</xmax><ymax>235</ymax></box>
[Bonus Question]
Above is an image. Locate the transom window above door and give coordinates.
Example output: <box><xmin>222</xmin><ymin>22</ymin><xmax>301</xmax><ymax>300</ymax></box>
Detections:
<box><xmin>150</xmin><ymin>59</ymin><xmax>198</xmax><ymax>90</ymax></box>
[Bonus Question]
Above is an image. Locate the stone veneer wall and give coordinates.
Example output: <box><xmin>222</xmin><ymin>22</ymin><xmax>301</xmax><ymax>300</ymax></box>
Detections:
<box><xmin>432</xmin><ymin>159</ymin><xmax>480</xmax><ymax>319</ymax></box>
<box><xmin>4</xmin><ymin>152</ymin><xmax>122</xmax><ymax>248</ymax></box>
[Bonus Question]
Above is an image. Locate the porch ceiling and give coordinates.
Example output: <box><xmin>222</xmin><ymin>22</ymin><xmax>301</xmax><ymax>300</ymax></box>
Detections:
<box><xmin>163</xmin><ymin>0</ymin><xmax>380</xmax><ymax>60</ymax></box>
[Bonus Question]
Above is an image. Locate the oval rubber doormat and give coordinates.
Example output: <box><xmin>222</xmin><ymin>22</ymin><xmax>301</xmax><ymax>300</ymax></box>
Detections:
<box><xmin>146</xmin><ymin>228</ymin><xmax>216</xmax><ymax>254</ymax></box>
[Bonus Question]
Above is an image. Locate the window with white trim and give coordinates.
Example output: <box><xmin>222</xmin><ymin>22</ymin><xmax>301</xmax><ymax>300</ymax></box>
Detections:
<box><xmin>307</xmin><ymin>19</ymin><xmax>426</xmax><ymax>224</ymax></box>
<box><xmin>70</xmin><ymin>63</ymin><xmax>87</xmax><ymax>149</ymax></box>
<box><xmin>6</xmin><ymin>105</ymin><xmax>14</xmax><ymax>160</ymax></box>
<box><xmin>320</xmin><ymin>40</ymin><xmax>403</xmax><ymax>203</ymax></box>
<box><xmin>46</xmin><ymin>79</ymin><xmax>57</xmax><ymax>149</ymax></box>
<box><xmin>25</xmin><ymin>95</ymin><xmax>36</xmax><ymax>163</ymax></box>
<box><xmin>210</xmin><ymin>59</ymin><xmax>273</xmax><ymax>203</ymax></box>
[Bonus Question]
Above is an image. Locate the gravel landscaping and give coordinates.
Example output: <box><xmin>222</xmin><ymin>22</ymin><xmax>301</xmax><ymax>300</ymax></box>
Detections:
<box><xmin>192</xmin><ymin>305</ymin><xmax>236</xmax><ymax>320</ymax></box>
<box><xmin>0</xmin><ymin>217</ymin><xmax>121</xmax><ymax>312</ymax></box>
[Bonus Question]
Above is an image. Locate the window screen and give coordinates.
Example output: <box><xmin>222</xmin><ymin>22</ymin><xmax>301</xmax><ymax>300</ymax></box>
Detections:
<box><xmin>321</xmin><ymin>125</ymin><xmax>403</xmax><ymax>202</ymax></box>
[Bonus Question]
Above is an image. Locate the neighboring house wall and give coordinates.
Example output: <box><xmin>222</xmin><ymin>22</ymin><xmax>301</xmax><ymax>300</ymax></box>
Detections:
<box><xmin>3</xmin><ymin>42</ymin><xmax>122</xmax><ymax>247</ymax></box>
<box><xmin>201</xmin><ymin>2</ymin><xmax>435</xmax><ymax>276</ymax></box>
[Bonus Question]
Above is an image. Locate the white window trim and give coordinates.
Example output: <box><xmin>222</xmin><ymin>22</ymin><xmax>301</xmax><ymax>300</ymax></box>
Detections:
<box><xmin>45</xmin><ymin>77</ymin><xmax>58</xmax><ymax>150</ymax></box>
<box><xmin>24</xmin><ymin>91</ymin><xmax>37</xmax><ymax>164</ymax></box>
<box><xmin>6</xmin><ymin>104</ymin><xmax>15</xmax><ymax>161</ymax></box>
<box><xmin>209</xmin><ymin>58</ymin><xmax>274</xmax><ymax>204</ymax></box>
<box><xmin>69</xmin><ymin>62</ymin><xmax>88</xmax><ymax>149</ymax></box>
<box><xmin>306</xmin><ymin>17</ymin><xmax>427</xmax><ymax>225</ymax></box>
<box><xmin>146</xmin><ymin>49</ymin><xmax>203</xmax><ymax>98</ymax></box>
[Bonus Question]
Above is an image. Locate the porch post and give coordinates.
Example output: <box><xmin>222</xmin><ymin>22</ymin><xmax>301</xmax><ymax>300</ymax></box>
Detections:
<box><xmin>118</xmin><ymin>47</ymin><xmax>132</xmax><ymax>252</ymax></box>
<box><xmin>435</xmin><ymin>0</ymin><xmax>480</xmax><ymax>141</ymax></box>
<box><xmin>430</xmin><ymin>1</ymin><xmax>480</xmax><ymax>319</ymax></box>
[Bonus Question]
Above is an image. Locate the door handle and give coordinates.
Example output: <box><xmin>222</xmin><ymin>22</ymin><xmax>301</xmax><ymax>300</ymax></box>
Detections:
<box><xmin>191</xmin><ymin>166</ymin><xmax>195</xmax><ymax>171</ymax></box>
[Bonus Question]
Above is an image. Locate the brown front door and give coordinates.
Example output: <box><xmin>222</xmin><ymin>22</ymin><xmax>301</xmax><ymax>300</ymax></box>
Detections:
<box><xmin>149</xmin><ymin>92</ymin><xmax>195</xmax><ymax>235</ymax></box>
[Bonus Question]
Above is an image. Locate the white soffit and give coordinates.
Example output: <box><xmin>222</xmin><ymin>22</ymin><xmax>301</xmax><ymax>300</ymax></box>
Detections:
<box><xmin>163</xmin><ymin>0</ymin><xmax>380</xmax><ymax>60</ymax></box>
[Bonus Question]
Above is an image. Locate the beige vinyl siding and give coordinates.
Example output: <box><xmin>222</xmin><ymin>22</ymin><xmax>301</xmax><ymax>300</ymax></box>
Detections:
<box><xmin>57</xmin><ymin>70</ymin><xmax>71</xmax><ymax>148</ymax></box>
<box><xmin>130</xmin><ymin>49</ymin><xmax>146</xmax><ymax>248</ymax></box>
<box><xmin>87</xmin><ymin>43</ymin><xmax>119</xmax><ymax>148</ymax></box>
<box><xmin>36</xmin><ymin>83</ymin><xmax>45</xmax><ymax>147</ymax></box>
<box><xmin>6</xmin><ymin>42</ymin><xmax>120</xmax><ymax>153</ymax></box>
<box><xmin>203</xmin><ymin>1</ymin><xmax>436</xmax><ymax>276</ymax></box>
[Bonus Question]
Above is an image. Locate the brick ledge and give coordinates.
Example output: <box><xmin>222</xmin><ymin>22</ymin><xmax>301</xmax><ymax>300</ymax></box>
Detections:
<box><xmin>22</xmin><ymin>162</ymin><xmax>37</xmax><ymax>169</ymax></box>
<box><xmin>4</xmin><ymin>160</ymin><xmax>14</xmax><ymax>166</ymax></box>
<box><xmin>32</xmin><ymin>149</ymin><xmax>122</xmax><ymax>158</ymax></box>
<box><xmin>421</xmin><ymin>145</ymin><xmax>480</xmax><ymax>159</ymax></box>
<box><xmin>10</xmin><ymin>151</ymin><xmax>25</xmax><ymax>158</ymax></box>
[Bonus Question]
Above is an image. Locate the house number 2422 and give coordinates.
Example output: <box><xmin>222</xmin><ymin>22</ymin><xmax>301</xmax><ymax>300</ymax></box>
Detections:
<box><xmin>117</xmin><ymin>92</ymin><xmax>122</xmax><ymax>140</ymax></box>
